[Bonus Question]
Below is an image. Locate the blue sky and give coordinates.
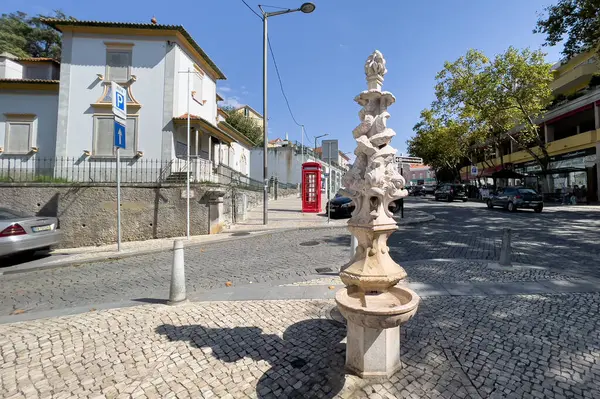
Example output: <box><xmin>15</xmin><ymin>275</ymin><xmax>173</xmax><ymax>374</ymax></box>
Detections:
<box><xmin>2</xmin><ymin>0</ymin><xmax>563</xmax><ymax>156</ymax></box>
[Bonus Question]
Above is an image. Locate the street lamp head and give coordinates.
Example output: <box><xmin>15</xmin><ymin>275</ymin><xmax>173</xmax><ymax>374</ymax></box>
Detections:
<box><xmin>300</xmin><ymin>2</ymin><xmax>316</xmax><ymax>13</ymax></box>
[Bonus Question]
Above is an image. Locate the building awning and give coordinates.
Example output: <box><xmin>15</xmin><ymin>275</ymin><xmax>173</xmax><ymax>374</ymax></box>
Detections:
<box><xmin>0</xmin><ymin>78</ymin><xmax>59</xmax><ymax>91</ymax></box>
<box><xmin>173</xmin><ymin>114</ymin><xmax>235</xmax><ymax>144</ymax></box>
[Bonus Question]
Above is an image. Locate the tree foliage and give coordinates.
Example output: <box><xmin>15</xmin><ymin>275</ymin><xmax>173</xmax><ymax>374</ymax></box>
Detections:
<box><xmin>409</xmin><ymin>47</ymin><xmax>553</xmax><ymax>181</ymax></box>
<box><xmin>221</xmin><ymin>106</ymin><xmax>263</xmax><ymax>146</ymax></box>
<box><xmin>534</xmin><ymin>0</ymin><xmax>600</xmax><ymax>59</ymax></box>
<box><xmin>407</xmin><ymin>109</ymin><xmax>470</xmax><ymax>182</ymax></box>
<box><xmin>0</xmin><ymin>10</ymin><xmax>74</xmax><ymax>59</ymax></box>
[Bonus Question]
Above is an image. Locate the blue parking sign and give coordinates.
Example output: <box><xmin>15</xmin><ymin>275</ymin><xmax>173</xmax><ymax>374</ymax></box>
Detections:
<box><xmin>114</xmin><ymin>119</ymin><xmax>126</xmax><ymax>149</ymax></box>
<box><xmin>111</xmin><ymin>82</ymin><xmax>127</xmax><ymax>120</ymax></box>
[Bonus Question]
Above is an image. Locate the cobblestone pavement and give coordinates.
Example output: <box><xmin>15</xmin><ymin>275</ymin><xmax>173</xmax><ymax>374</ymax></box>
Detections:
<box><xmin>1</xmin><ymin>294</ymin><xmax>599</xmax><ymax>398</ymax></box>
<box><xmin>1</xmin><ymin>199</ymin><xmax>599</xmax><ymax>315</ymax></box>
<box><xmin>284</xmin><ymin>260</ymin><xmax>577</xmax><ymax>287</ymax></box>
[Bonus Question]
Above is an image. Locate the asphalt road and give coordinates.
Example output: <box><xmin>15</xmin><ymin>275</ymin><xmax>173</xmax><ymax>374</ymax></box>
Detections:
<box><xmin>1</xmin><ymin>198</ymin><xmax>599</xmax><ymax>316</ymax></box>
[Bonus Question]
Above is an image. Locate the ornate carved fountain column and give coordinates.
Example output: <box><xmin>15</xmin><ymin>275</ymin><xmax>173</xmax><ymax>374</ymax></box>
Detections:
<box><xmin>335</xmin><ymin>50</ymin><xmax>420</xmax><ymax>378</ymax></box>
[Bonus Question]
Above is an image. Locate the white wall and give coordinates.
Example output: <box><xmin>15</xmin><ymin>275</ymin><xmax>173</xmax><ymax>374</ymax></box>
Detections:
<box><xmin>231</xmin><ymin>142</ymin><xmax>250</xmax><ymax>175</ymax></box>
<box><xmin>0</xmin><ymin>58</ymin><xmax>23</xmax><ymax>79</ymax></box>
<box><xmin>0</xmin><ymin>92</ymin><xmax>58</xmax><ymax>159</ymax></box>
<box><xmin>61</xmin><ymin>34</ymin><xmax>167</xmax><ymax>160</ymax></box>
<box><xmin>174</xmin><ymin>46</ymin><xmax>217</xmax><ymax>126</ymax></box>
<box><xmin>250</xmin><ymin>146</ymin><xmax>345</xmax><ymax>192</ymax></box>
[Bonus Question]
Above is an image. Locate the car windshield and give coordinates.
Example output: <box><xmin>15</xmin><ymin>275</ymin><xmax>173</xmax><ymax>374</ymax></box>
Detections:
<box><xmin>518</xmin><ymin>188</ymin><xmax>537</xmax><ymax>195</ymax></box>
<box><xmin>0</xmin><ymin>208</ymin><xmax>31</xmax><ymax>220</ymax></box>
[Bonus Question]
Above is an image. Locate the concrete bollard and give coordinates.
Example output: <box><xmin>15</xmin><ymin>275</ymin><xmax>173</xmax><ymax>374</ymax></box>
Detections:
<box><xmin>168</xmin><ymin>240</ymin><xmax>187</xmax><ymax>305</ymax></box>
<box><xmin>499</xmin><ymin>228</ymin><xmax>512</xmax><ymax>266</ymax></box>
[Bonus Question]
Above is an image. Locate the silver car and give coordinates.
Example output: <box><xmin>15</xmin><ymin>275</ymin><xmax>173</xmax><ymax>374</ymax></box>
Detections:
<box><xmin>0</xmin><ymin>208</ymin><xmax>61</xmax><ymax>257</ymax></box>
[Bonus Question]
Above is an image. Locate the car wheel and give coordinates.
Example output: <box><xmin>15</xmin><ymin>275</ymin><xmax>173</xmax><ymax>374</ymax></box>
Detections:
<box><xmin>534</xmin><ymin>206</ymin><xmax>543</xmax><ymax>213</ymax></box>
<box><xmin>447</xmin><ymin>196</ymin><xmax>453</xmax><ymax>202</ymax></box>
<box><xmin>507</xmin><ymin>201</ymin><xmax>516</xmax><ymax>212</ymax></box>
<box><xmin>486</xmin><ymin>200</ymin><xmax>493</xmax><ymax>209</ymax></box>
<box><xmin>462</xmin><ymin>198</ymin><xmax>468</xmax><ymax>202</ymax></box>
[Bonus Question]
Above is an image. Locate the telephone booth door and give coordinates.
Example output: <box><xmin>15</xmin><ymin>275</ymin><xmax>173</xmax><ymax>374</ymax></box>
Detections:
<box><xmin>302</xmin><ymin>162</ymin><xmax>322</xmax><ymax>213</ymax></box>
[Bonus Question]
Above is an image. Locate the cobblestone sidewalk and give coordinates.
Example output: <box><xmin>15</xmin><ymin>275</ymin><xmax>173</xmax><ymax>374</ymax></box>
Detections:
<box><xmin>1</xmin><ymin>293</ymin><xmax>599</xmax><ymax>399</ymax></box>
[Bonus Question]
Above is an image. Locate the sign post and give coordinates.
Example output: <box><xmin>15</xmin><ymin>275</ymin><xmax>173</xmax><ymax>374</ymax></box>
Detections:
<box><xmin>112</xmin><ymin>83</ymin><xmax>127</xmax><ymax>252</ymax></box>
<box><xmin>471</xmin><ymin>165</ymin><xmax>478</xmax><ymax>176</ymax></box>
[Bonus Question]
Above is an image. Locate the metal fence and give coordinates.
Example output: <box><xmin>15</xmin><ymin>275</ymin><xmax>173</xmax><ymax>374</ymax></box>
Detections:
<box><xmin>216</xmin><ymin>164</ymin><xmax>264</xmax><ymax>191</ymax></box>
<box><xmin>0</xmin><ymin>156</ymin><xmax>251</xmax><ymax>186</ymax></box>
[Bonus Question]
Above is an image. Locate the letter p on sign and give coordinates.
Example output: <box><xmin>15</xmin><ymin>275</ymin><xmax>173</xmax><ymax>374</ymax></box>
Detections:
<box><xmin>111</xmin><ymin>82</ymin><xmax>127</xmax><ymax>120</ymax></box>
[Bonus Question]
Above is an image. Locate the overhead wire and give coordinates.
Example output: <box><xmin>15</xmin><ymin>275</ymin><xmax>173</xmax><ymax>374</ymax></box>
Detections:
<box><xmin>240</xmin><ymin>0</ymin><xmax>311</xmax><ymax>144</ymax></box>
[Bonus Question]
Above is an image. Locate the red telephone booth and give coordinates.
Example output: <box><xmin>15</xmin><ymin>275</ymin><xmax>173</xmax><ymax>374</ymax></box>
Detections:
<box><xmin>302</xmin><ymin>162</ymin><xmax>322</xmax><ymax>213</ymax></box>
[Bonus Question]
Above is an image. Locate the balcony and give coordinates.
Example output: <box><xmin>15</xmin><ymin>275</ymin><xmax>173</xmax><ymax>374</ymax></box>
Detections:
<box><xmin>551</xmin><ymin>62</ymin><xmax>598</xmax><ymax>95</ymax></box>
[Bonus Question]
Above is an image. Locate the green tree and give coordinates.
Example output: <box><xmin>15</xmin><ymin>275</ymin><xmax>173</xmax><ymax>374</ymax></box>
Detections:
<box><xmin>220</xmin><ymin>106</ymin><xmax>263</xmax><ymax>146</ymax></box>
<box><xmin>433</xmin><ymin>47</ymin><xmax>553</xmax><ymax>173</ymax></box>
<box><xmin>0</xmin><ymin>10</ymin><xmax>74</xmax><ymax>59</ymax></box>
<box><xmin>408</xmin><ymin>109</ymin><xmax>470</xmax><ymax>182</ymax></box>
<box><xmin>534</xmin><ymin>0</ymin><xmax>600</xmax><ymax>59</ymax></box>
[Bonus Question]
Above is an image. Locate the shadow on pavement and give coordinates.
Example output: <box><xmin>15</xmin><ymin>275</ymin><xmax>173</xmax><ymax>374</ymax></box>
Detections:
<box><xmin>156</xmin><ymin>319</ymin><xmax>347</xmax><ymax>398</ymax></box>
<box><xmin>132</xmin><ymin>298</ymin><xmax>168</xmax><ymax>305</ymax></box>
<box><xmin>0</xmin><ymin>249</ymin><xmax>56</xmax><ymax>268</ymax></box>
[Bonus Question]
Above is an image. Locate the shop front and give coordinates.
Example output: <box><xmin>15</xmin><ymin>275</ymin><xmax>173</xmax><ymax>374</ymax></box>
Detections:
<box><xmin>513</xmin><ymin>147</ymin><xmax>597</xmax><ymax>202</ymax></box>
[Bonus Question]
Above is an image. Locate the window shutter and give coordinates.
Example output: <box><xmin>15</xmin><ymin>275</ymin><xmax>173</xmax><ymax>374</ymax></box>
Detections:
<box><xmin>95</xmin><ymin>117</ymin><xmax>114</xmax><ymax>156</ymax></box>
<box><xmin>124</xmin><ymin>118</ymin><xmax>136</xmax><ymax>156</ymax></box>
<box><xmin>107</xmin><ymin>51</ymin><xmax>130</xmax><ymax>82</ymax></box>
<box><xmin>6</xmin><ymin>123</ymin><xmax>31</xmax><ymax>153</ymax></box>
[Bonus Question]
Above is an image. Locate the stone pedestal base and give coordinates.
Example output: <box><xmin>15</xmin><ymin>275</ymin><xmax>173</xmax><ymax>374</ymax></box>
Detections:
<box><xmin>345</xmin><ymin>320</ymin><xmax>401</xmax><ymax>378</ymax></box>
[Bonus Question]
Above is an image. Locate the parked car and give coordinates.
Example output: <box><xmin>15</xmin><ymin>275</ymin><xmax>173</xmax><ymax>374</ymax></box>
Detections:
<box><xmin>423</xmin><ymin>185</ymin><xmax>436</xmax><ymax>195</ymax></box>
<box><xmin>434</xmin><ymin>184</ymin><xmax>469</xmax><ymax>202</ymax></box>
<box><xmin>409</xmin><ymin>186</ymin><xmax>426</xmax><ymax>196</ymax></box>
<box><xmin>0</xmin><ymin>208</ymin><xmax>61</xmax><ymax>257</ymax></box>
<box><xmin>486</xmin><ymin>187</ymin><xmax>543</xmax><ymax>213</ymax></box>
<box><xmin>326</xmin><ymin>197</ymin><xmax>403</xmax><ymax>218</ymax></box>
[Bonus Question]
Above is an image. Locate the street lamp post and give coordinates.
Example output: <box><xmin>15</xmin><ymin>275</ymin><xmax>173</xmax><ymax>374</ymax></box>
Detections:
<box><xmin>314</xmin><ymin>133</ymin><xmax>328</xmax><ymax>159</ymax></box>
<box><xmin>259</xmin><ymin>2</ymin><xmax>315</xmax><ymax>225</ymax></box>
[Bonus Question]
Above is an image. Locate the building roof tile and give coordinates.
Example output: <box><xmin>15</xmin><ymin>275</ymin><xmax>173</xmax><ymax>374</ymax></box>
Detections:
<box><xmin>17</xmin><ymin>57</ymin><xmax>60</xmax><ymax>65</ymax></box>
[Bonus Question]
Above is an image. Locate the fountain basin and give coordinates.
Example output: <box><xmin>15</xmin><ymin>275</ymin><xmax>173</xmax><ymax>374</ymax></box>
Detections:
<box><xmin>335</xmin><ymin>286</ymin><xmax>420</xmax><ymax>329</ymax></box>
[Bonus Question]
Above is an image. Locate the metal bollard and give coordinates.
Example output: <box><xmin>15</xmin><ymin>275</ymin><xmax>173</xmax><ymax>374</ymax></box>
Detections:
<box><xmin>400</xmin><ymin>198</ymin><xmax>404</xmax><ymax>219</ymax></box>
<box><xmin>499</xmin><ymin>228</ymin><xmax>512</xmax><ymax>266</ymax></box>
<box><xmin>168</xmin><ymin>240</ymin><xmax>187</xmax><ymax>305</ymax></box>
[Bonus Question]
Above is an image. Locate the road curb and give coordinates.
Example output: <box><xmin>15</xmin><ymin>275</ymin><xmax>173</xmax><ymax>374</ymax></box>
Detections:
<box><xmin>0</xmin><ymin>212</ymin><xmax>435</xmax><ymax>276</ymax></box>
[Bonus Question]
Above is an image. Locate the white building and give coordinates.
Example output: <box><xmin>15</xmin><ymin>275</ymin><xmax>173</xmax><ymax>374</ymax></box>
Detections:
<box><xmin>0</xmin><ymin>19</ymin><xmax>253</xmax><ymax>182</ymax></box>
<box><xmin>250</xmin><ymin>141</ymin><xmax>346</xmax><ymax>194</ymax></box>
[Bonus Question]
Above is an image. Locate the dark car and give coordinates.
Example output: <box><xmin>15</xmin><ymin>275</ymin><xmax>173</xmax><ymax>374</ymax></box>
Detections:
<box><xmin>487</xmin><ymin>187</ymin><xmax>543</xmax><ymax>213</ymax></box>
<box><xmin>409</xmin><ymin>186</ymin><xmax>426</xmax><ymax>196</ymax></box>
<box><xmin>326</xmin><ymin>197</ymin><xmax>403</xmax><ymax>218</ymax></box>
<box><xmin>423</xmin><ymin>185</ymin><xmax>436</xmax><ymax>195</ymax></box>
<box><xmin>434</xmin><ymin>184</ymin><xmax>468</xmax><ymax>202</ymax></box>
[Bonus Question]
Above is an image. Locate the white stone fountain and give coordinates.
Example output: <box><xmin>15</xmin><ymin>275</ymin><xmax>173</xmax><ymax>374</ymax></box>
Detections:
<box><xmin>336</xmin><ymin>50</ymin><xmax>420</xmax><ymax>378</ymax></box>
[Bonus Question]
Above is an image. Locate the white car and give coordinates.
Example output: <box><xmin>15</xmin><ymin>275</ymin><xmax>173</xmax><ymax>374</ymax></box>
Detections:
<box><xmin>0</xmin><ymin>208</ymin><xmax>61</xmax><ymax>257</ymax></box>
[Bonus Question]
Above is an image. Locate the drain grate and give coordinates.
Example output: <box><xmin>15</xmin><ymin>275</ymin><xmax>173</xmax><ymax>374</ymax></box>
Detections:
<box><xmin>299</xmin><ymin>240</ymin><xmax>320</xmax><ymax>246</ymax></box>
<box><xmin>231</xmin><ymin>232</ymin><xmax>251</xmax><ymax>236</ymax></box>
<box><xmin>315</xmin><ymin>267</ymin><xmax>334</xmax><ymax>274</ymax></box>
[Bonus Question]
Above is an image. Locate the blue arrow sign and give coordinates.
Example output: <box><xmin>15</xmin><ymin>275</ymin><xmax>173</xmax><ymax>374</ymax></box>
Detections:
<box><xmin>114</xmin><ymin>119</ymin><xmax>126</xmax><ymax>149</ymax></box>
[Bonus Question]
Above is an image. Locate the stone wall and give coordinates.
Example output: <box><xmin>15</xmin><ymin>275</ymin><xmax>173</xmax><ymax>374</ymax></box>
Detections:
<box><xmin>0</xmin><ymin>183</ymin><xmax>283</xmax><ymax>248</ymax></box>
